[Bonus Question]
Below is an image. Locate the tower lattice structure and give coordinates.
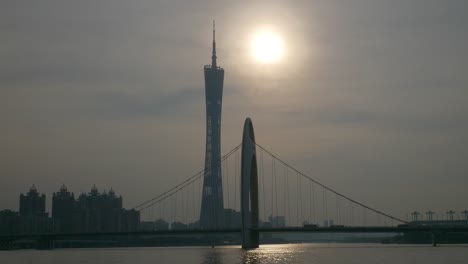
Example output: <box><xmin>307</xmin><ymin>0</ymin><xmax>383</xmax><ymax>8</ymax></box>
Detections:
<box><xmin>200</xmin><ymin>21</ymin><xmax>225</xmax><ymax>229</ymax></box>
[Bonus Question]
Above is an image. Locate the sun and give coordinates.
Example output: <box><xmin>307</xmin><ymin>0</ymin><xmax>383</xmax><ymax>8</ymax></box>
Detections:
<box><xmin>251</xmin><ymin>31</ymin><xmax>284</xmax><ymax>64</ymax></box>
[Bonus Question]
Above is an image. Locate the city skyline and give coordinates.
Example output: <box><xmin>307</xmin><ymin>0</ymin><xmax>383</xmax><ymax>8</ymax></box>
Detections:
<box><xmin>1</xmin><ymin>183</ymin><xmax>465</xmax><ymax>222</ymax></box>
<box><xmin>0</xmin><ymin>184</ymin><xmax>139</xmax><ymax>236</ymax></box>
<box><xmin>1</xmin><ymin>0</ymin><xmax>467</xmax><ymax>220</ymax></box>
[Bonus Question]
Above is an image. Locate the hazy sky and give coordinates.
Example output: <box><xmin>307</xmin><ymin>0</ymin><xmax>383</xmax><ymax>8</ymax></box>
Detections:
<box><xmin>1</xmin><ymin>0</ymin><xmax>467</xmax><ymax>218</ymax></box>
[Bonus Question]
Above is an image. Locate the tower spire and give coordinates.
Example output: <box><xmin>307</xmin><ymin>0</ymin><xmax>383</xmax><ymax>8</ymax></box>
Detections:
<box><xmin>211</xmin><ymin>20</ymin><xmax>217</xmax><ymax>68</ymax></box>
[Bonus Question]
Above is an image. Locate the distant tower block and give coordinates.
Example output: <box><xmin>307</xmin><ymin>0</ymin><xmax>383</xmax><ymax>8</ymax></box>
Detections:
<box><xmin>426</xmin><ymin>211</ymin><xmax>435</xmax><ymax>221</ymax></box>
<box><xmin>446</xmin><ymin>210</ymin><xmax>456</xmax><ymax>221</ymax></box>
<box><xmin>462</xmin><ymin>210</ymin><xmax>468</xmax><ymax>221</ymax></box>
<box><xmin>411</xmin><ymin>211</ymin><xmax>420</xmax><ymax>222</ymax></box>
<box><xmin>200</xmin><ymin>21</ymin><xmax>225</xmax><ymax>229</ymax></box>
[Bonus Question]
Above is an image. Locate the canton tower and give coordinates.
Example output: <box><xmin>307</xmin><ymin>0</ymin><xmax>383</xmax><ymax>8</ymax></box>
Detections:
<box><xmin>200</xmin><ymin>21</ymin><xmax>225</xmax><ymax>229</ymax></box>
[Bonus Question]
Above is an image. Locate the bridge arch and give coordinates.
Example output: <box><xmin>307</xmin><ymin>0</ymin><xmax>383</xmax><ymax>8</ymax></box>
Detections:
<box><xmin>240</xmin><ymin>118</ymin><xmax>259</xmax><ymax>249</ymax></box>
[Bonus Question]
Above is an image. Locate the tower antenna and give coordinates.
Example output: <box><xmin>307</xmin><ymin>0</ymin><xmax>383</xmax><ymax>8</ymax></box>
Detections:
<box><xmin>212</xmin><ymin>20</ymin><xmax>217</xmax><ymax>68</ymax></box>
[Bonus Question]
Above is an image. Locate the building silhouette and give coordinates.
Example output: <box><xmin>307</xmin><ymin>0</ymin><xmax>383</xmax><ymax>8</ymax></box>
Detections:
<box><xmin>200</xmin><ymin>21</ymin><xmax>225</xmax><ymax>229</ymax></box>
<box><xmin>19</xmin><ymin>185</ymin><xmax>50</xmax><ymax>233</ymax></box>
<box><xmin>52</xmin><ymin>184</ymin><xmax>75</xmax><ymax>233</ymax></box>
<box><xmin>20</xmin><ymin>184</ymin><xmax>46</xmax><ymax>216</ymax></box>
<box><xmin>57</xmin><ymin>185</ymin><xmax>140</xmax><ymax>233</ymax></box>
<box><xmin>0</xmin><ymin>185</ymin><xmax>140</xmax><ymax>235</ymax></box>
<box><xmin>0</xmin><ymin>210</ymin><xmax>20</xmax><ymax>235</ymax></box>
<box><xmin>154</xmin><ymin>219</ymin><xmax>169</xmax><ymax>230</ymax></box>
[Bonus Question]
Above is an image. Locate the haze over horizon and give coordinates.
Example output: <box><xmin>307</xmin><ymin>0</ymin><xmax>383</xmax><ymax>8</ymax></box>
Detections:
<box><xmin>1</xmin><ymin>0</ymin><xmax>467</xmax><ymax>220</ymax></box>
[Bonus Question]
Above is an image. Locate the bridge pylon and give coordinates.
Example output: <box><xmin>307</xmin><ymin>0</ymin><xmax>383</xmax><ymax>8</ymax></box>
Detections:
<box><xmin>240</xmin><ymin>118</ymin><xmax>259</xmax><ymax>249</ymax></box>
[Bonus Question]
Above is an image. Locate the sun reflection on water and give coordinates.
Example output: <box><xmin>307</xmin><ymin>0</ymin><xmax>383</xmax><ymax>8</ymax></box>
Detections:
<box><xmin>200</xmin><ymin>244</ymin><xmax>307</xmax><ymax>264</ymax></box>
<box><xmin>241</xmin><ymin>244</ymin><xmax>305</xmax><ymax>264</ymax></box>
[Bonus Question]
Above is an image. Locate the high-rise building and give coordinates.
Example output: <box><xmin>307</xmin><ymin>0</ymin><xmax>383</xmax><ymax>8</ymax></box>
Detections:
<box><xmin>200</xmin><ymin>21</ymin><xmax>225</xmax><ymax>229</ymax></box>
<box><xmin>52</xmin><ymin>184</ymin><xmax>75</xmax><ymax>233</ymax></box>
<box><xmin>1</xmin><ymin>185</ymin><xmax>138</xmax><ymax>235</ymax></box>
<box><xmin>75</xmin><ymin>185</ymin><xmax>123</xmax><ymax>232</ymax></box>
<box><xmin>72</xmin><ymin>185</ymin><xmax>139</xmax><ymax>233</ymax></box>
<box><xmin>19</xmin><ymin>185</ymin><xmax>50</xmax><ymax>233</ymax></box>
<box><xmin>19</xmin><ymin>184</ymin><xmax>46</xmax><ymax>216</ymax></box>
<box><xmin>0</xmin><ymin>210</ymin><xmax>20</xmax><ymax>235</ymax></box>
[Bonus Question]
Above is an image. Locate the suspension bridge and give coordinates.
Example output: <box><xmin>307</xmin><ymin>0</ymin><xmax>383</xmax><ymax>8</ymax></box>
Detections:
<box><xmin>1</xmin><ymin>118</ymin><xmax>467</xmax><ymax>250</ymax></box>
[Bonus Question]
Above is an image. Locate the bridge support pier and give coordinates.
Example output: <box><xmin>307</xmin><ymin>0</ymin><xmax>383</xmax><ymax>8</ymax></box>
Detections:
<box><xmin>431</xmin><ymin>232</ymin><xmax>437</xmax><ymax>247</ymax></box>
<box><xmin>240</xmin><ymin>118</ymin><xmax>259</xmax><ymax>249</ymax></box>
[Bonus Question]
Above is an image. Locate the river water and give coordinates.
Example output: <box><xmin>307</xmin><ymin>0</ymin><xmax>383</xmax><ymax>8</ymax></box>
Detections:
<box><xmin>1</xmin><ymin>244</ymin><xmax>467</xmax><ymax>264</ymax></box>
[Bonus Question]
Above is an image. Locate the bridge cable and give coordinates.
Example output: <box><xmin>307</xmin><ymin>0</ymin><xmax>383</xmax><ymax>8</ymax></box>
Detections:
<box><xmin>225</xmin><ymin>153</ymin><xmax>230</xmax><ymax>212</ymax></box>
<box><xmin>283</xmin><ymin>165</ymin><xmax>288</xmax><ymax>225</ymax></box>
<box><xmin>309</xmin><ymin>181</ymin><xmax>312</xmax><ymax>224</ymax></box>
<box><xmin>285</xmin><ymin>167</ymin><xmax>290</xmax><ymax>226</ymax></box>
<box><xmin>299</xmin><ymin>172</ymin><xmax>303</xmax><ymax>226</ymax></box>
<box><xmin>336</xmin><ymin>194</ymin><xmax>340</xmax><ymax>225</ymax></box>
<box><xmin>255</xmin><ymin>143</ymin><xmax>408</xmax><ymax>224</ymax></box>
<box><xmin>234</xmin><ymin>150</ymin><xmax>238</xmax><ymax>211</ymax></box>
<box><xmin>296</xmin><ymin>172</ymin><xmax>300</xmax><ymax>226</ymax></box>
<box><xmin>260</xmin><ymin>149</ymin><xmax>266</xmax><ymax>222</ymax></box>
<box><xmin>325</xmin><ymin>190</ymin><xmax>328</xmax><ymax>225</ymax></box>
<box><xmin>274</xmin><ymin>158</ymin><xmax>278</xmax><ymax>220</ymax></box>
<box><xmin>270</xmin><ymin>155</ymin><xmax>274</xmax><ymax>218</ymax></box>
<box><xmin>312</xmin><ymin>182</ymin><xmax>316</xmax><ymax>224</ymax></box>
<box><xmin>133</xmin><ymin>143</ymin><xmax>241</xmax><ymax>211</ymax></box>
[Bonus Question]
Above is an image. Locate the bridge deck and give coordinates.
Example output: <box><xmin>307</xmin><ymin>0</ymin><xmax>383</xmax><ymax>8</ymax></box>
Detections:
<box><xmin>2</xmin><ymin>226</ymin><xmax>468</xmax><ymax>241</ymax></box>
